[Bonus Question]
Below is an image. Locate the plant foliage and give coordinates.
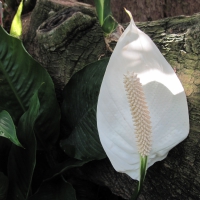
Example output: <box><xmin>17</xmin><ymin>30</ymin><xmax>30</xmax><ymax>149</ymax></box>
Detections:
<box><xmin>94</xmin><ymin>0</ymin><xmax>117</xmax><ymax>34</ymax></box>
<box><xmin>0</xmin><ymin>25</ymin><xmax>112</xmax><ymax>199</ymax></box>
<box><xmin>10</xmin><ymin>0</ymin><xmax>23</xmax><ymax>38</ymax></box>
<box><xmin>60</xmin><ymin>59</ymin><xmax>109</xmax><ymax>161</ymax></box>
<box><xmin>0</xmin><ymin>26</ymin><xmax>60</xmax><ymax>150</ymax></box>
<box><xmin>0</xmin><ymin>110</ymin><xmax>22</xmax><ymax>147</ymax></box>
<box><xmin>0</xmin><ymin>26</ymin><xmax>71</xmax><ymax>199</ymax></box>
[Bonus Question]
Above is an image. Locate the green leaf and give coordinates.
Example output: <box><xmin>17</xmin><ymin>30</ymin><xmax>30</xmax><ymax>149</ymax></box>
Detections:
<box><xmin>0</xmin><ymin>110</ymin><xmax>23</xmax><ymax>147</ymax></box>
<box><xmin>94</xmin><ymin>0</ymin><xmax>117</xmax><ymax>34</ymax></box>
<box><xmin>28</xmin><ymin>177</ymin><xmax>76</xmax><ymax>200</ymax></box>
<box><xmin>94</xmin><ymin>0</ymin><xmax>111</xmax><ymax>26</ymax></box>
<box><xmin>0</xmin><ymin>172</ymin><xmax>8</xmax><ymax>200</ymax></box>
<box><xmin>10</xmin><ymin>0</ymin><xmax>23</xmax><ymax>38</ymax></box>
<box><xmin>0</xmin><ymin>26</ymin><xmax>60</xmax><ymax>150</ymax></box>
<box><xmin>44</xmin><ymin>158</ymin><xmax>93</xmax><ymax>181</ymax></box>
<box><xmin>7</xmin><ymin>90</ymin><xmax>40</xmax><ymax>200</ymax></box>
<box><xmin>60</xmin><ymin>59</ymin><xmax>109</xmax><ymax>160</ymax></box>
<box><xmin>102</xmin><ymin>15</ymin><xmax>118</xmax><ymax>34</ymax></box>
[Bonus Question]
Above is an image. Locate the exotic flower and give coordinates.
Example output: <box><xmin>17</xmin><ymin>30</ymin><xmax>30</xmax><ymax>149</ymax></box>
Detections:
<box><xmin>124</xmin><ymin>72</ymin><xmax>152</xmax><ymax>157</ymax></box>
<box><xmin>96</xmin><ymin>9</ymin><xmax>189</xmax><ymax>183</ymax></box>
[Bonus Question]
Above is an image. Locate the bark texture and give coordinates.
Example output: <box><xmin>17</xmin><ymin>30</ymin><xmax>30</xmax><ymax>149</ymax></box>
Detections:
<box><xmin>79</xmin><ymin>0</ymin><xmax>200</xmax><ymax>23</ymax></box>
<box><xmin>24</xmin><ymin>0</ymin><xmax>106</xmax><ymax>100</ymax></box>
<box><xmin>23</xmin><ymin>1</ymin><xmax>200</xmax><ymax>199</ymax></box>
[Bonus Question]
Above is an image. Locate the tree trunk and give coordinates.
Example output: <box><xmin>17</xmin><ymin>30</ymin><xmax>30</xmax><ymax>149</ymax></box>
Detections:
<box><xmin>23</xmin><ymin>0</ymin><xmax>106</xmax><ymax>101</ymax></box>
<box><xmin>78</xmin><ymin>0</ymin><xmax>200</xmax><ymax>23</ymax></box>
<box><xmin>23</xmin><ymin>1</ymin><xmax>200</xmax><ymax>199</ymax></box>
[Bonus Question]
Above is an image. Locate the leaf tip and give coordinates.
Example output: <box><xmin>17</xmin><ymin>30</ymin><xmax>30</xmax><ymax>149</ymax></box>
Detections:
<box><xmin>18</xmin><ymin>143</ymin><xmax>25</xmax><ymax>149</ymax></box>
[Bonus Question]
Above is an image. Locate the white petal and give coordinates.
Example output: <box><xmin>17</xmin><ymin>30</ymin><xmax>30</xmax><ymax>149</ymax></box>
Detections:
<box><xmin>97</xmin><ymin>14</ymin><xmax>189</xmax><ymax>181</ymax></box>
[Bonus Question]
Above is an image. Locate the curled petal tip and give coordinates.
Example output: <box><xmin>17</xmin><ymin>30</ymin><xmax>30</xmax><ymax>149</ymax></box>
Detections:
<box><xmin>124</xmin><ymin>8</ymin><xmax>133</xmax><ymax>21</ymax></box>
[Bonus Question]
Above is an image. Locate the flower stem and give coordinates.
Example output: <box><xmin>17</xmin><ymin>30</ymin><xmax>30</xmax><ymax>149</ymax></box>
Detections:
<box><xmin>130</xmin><ymin>155</ymin><xmax>148</xmax><ymax>200</ymax></box>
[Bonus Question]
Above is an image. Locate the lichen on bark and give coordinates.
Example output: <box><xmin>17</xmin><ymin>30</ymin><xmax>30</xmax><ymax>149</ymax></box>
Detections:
<box><xmin>24</xmin><ymin>0</ymin><xmax>106</xmax><ymax>100</ymax></box>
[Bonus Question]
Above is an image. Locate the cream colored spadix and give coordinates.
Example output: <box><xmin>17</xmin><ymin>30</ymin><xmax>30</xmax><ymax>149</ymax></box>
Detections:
<box><xmin>124</xmin><ymin>72</ymin><xmax>152</xmax><ymax>157</ymax></box>
<box><xmin>97</xmin><ymin>10</ymin><xmax>189</xmax><ymax>181</ymax></box>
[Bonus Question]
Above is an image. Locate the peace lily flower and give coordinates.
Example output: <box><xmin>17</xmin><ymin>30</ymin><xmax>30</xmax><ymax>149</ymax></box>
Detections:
<box><xmin>96</xmin><ymin>9</ymin><xmax>189</xmax><ymax>196</ymax></box>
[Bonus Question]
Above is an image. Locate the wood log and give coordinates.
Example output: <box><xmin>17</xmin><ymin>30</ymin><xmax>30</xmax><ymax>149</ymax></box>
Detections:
<box><xmin>23</xmin><ymin>1</ymin><xmax>200</xmax><ymax>199</ymax></box>
<box><xmin>23</xmin><ymin>0</ymin><xmax>107</xmax><ymax>101</ymax></box>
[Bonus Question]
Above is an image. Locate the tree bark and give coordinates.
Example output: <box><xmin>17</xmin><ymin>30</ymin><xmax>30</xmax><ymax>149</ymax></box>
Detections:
<box><xmin>23</xmin><ymin>1</ymin><xmax>200</xmax><ymax>199</ymax></box>
<box><xmin>78</xmin><ymin>0</ymin><xmax>200</xmax><ymax>23</ymax></box>
<box><xmin>23</xmin><ymin>0</ymin><xmax>106</xmax><ymax>101</ymax></box>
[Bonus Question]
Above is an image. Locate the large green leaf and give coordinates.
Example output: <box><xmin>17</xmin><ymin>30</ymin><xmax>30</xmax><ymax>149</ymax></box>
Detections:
<box><xmin>7</xmin><ymin>90</ymin><xmax>40</xmax><ymax>200</ymax></box>
<box><xmin>0</xmin><ymin>110</ymin><xmax>22</xmax><ymax>147</ymax></box>
<box><xmin>0</xmin><ymin>172</ymin><xmax>8</xmax><ymax>200</ymax></box>
<box><xmin>28</xmin><ymin>177</ymin><xmax>76</xmax><ymax>200</ymax></box>
<box><xmin>60</xmin><ymin>58</ymin><xmax>109</xmax><ymax>160</ymax></box>
<box><xmin>0</xmin><ymin>26</ymin><xmax>60</xmax><ymax>149</ymax></box>
<box><xmin>44</xmin><ymin>158</ymin><xmax>93</xmax><ymax>181</ymax></box>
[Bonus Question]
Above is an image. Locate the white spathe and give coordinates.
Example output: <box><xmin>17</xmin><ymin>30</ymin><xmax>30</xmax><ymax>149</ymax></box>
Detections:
<box><xmin>96</xmin><ymin>12</ymin><xmax>189</xmax><ymax>181</ymax></box>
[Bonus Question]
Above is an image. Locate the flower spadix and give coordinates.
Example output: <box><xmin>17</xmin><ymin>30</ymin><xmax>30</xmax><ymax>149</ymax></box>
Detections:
<box><xmin>97</xmin><ymin>10</ymin><xmax>189</xmax><ymax>181</ymax></box>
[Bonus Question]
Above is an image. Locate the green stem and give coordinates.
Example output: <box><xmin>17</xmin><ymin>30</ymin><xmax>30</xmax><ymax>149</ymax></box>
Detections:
<box><xmin>130</xmin><ymin>155</ymin><xmax>148</xmax><ymax>200</ymax></box>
